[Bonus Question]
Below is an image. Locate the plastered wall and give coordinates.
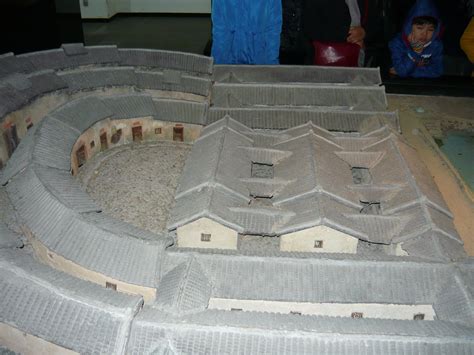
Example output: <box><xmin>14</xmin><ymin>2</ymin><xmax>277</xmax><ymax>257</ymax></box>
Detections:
<box><xmin>177</xmin><ymin>217</ymin><xmax>238</xmax><ymax>249</ymax></box>
<box><xmin>280</xmin><ymin>225</ymin><xmax>359</xmax><ymax>253</ymax></box>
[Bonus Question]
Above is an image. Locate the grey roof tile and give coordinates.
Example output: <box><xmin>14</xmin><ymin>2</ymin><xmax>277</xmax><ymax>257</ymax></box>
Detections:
<box><xmin>211</xmin><ymin>83</ymin><xmax>387</xmax><ymax>110</ymax></box>
<box><xmin>175</xmin><ymin>126</ymin><xmax>252</xmax><ymax>200</ymax></box>
<box><xmin>16</xmin><ymin>45</ymin><xmax>120</xmax><ymax>71</ymax></box>
<box><xmin>136</xmin><ymin>70</ymin><xmax>211</xmax><ymax>96</ymax></box>
<box><xmin>207</xmin><ymin>107</ymin><xmax>400</xmax><ymax>131</ymax></box>
<box><xmin>17</xmin><ymin>48</ymin><xmax>69</xmax><ymax>71</ymax></box>
<box><xmin>0</xmin><ymin>85</ymin><xmax>29</xmax><ymax>117</ymax></box>
<box><xmin>58</xmin><ymin>67</ymin><xmax>137</xmax><ymax>92</ymax></box>
<box><xmin>128</xmin><ymin>307</ymin><xmax>474</xmax><ymax>355</ymax></box>
<box><xmin>153</xmin><ymin>98</ymin><xmax>208</xmax><ymax>125</ymax></box>
<box><xmin>0</xmin><ymin>53</ymin><xmax>36</xmax><ymax>78</ymax></box>
<box><xmin>0</xmin><ymin>249</ymin><xmax>142</xmax><ymax>354</ymax></box>
<box><xmin>32</xmin><ymin>117</ymin><xmax>80</xmax><ymax>170</ymax></box>
<box><xmin>102</xmin><ymin>94</ymin><xmax>158</xmax><ymax>119</ymax></box>
<box><xmin>33</xmin><ymin>164</ymin><xmax>100</xmax><ymax>213</ymax></box>
<box><xmin>154</xmin><ymin>258</ymin><xmax>211</xmax><ymax>314</ymax></box>
<box><xmin>213</xmin><ymin>65</ymin><xmax>382</xmax><ymax>85</ymax></box>
<box><xmin>6</xmin><ymin>167</ymin><xmax>168</xmax><ymax>286</ymax></box>
<box><xmin>118</xmin><ymin>48</ymin><xmax>213</xmax><ymax>74</ymax></box>
<box><xmin>52</xmin><ymin>96</ymin><xmax>114</xmax><ymax>132</ymax></box>
<box><xmin>0</xmin><ymin>223</ymin><xmax>22</xmax><ymax>249</ymax></box>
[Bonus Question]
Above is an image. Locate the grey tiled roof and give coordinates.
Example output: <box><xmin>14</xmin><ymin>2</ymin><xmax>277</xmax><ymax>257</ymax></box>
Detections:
<box><xmin>6</xmin><ymin>166</ymin><xmax>170</xmax><ymax>287</ymax></box>
<box><xmin>33</xmin><ymin>164</ymin><xmax>100</xmax><ymax>213</ymax></box>
<box><xmin>58</xmin><ymin>66</ymin><xmax>137</xmax><ymax>92</ymax></box>
<box><xmin>169</xmin><ymin>118</ymin><xmax>464</xmax><ymax>260</ymax></box>
<box><xmin>17</xmin><ymin>45</ymin><xmax>120</xmax><ymax>71</ymax></box>
<box><xmin>128</xmin><ymin>307</ymin><xmax>474</xmax><ymax>355</ymax></box>
<box><xmin>118</xmin><ymin>48</ymin><xmax>213</xmax><ymax>74</ymax></box>
<box><xmin>0</xmin><ymin>223</ymin><xmax>22</xmax><ymax>249</ymax></box>
<box><xmin>208</xmin><ymin>107</ymin><xmax>400</xmax><ymax>131</ymax></box>
<box><xmin>175</xmin><ymin>124</ymin><xmax>253</xmax><ymax>200</ymax></box>
<box><xmin>213</xmin><ymin>65</ymin><xmax>382</xmax><ymax>85</ymax></box>
<box><xmin>0</xmin><ymin>249</ymin><xmax>142</xmax><ymax>354</ymax></box>
<box><xmin>32</xmin><ymin>117</ymin><xmax>80</xmax><ymax>170</ymax></box>
<box><xmin>154</xmin><ymin>258</ymin><xmax>211</xmax><ymax>314</ymax></box>
<box><xmin>0</xmin><ymin>52</ymin><xmax>36</xmax><ymax>78</ymax></box>
<box><xmin>211</xmin><ymin>83</ymin><xmax>387</xmax><ymax>110</ymax></box>
<box><xmin>136</xmin><ymin>70</ymin><xmax>211</xmax><ymax>96</ymax></box>
<box><xmin>102</xmin><ymin>94</ymin><xmax>158</xmax><ymax>119</ymax></box>
<box><xmin>153</xmin><ymin>98</ymin><xmax>208</xmax><ymax>125</ymax></box>
<box><xmin>0</xmin><ymin>70</ymin><xmax>67</xmax><ymax>117</ymax></box>
<box><xmin>51</xmin><ymin>95</ymin><xmax>114</xmax><ymax>132</ymax></box>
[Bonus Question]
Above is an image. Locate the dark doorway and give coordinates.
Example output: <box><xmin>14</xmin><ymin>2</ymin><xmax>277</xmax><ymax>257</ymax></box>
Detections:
<box><xmin>100</xmin><ymin>132</ymin><xmax>108</xmax><ymax>151</ymax></box>
<box><xmin>132</xmin><ymin>126</ymin><xmax>143</xmax><ymax>142</ymax></box>
<box><xmin>173</xmin><ymin>126</ymin><xmax>184</xmax><ymax>142</ymax></box>
<box><xmin>76</xmin><ymin>145</ymin><xmax>86</xmax><ymax>168</ymax></box>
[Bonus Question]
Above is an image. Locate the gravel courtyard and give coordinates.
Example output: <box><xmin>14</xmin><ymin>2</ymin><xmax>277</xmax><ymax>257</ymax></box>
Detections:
<box><xmin>77</xmin><ymin>141</ymin><xmax>192</xmax><ymax>234</ymax></box>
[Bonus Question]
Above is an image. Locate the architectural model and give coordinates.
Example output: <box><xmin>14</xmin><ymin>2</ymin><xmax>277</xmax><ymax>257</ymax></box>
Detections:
<box><xmin>0</xmin><ymin>44</ymin><xmax>472</xmax><ymax>354</ymax></box>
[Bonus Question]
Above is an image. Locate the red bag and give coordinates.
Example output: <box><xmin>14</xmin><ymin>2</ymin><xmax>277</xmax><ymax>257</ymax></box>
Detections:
<box><xmin>312</xmin><ymin>41</ymin><xmax>360</xmax><ymax>67</ymax></box>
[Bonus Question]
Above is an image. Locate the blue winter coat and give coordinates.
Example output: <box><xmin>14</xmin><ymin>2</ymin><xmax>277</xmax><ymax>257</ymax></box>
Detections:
<box><xmin>211</xmin><ymin>0</ymin><xmax>282</xmax><ymax>65</ymax></box>
<box><xmin>388</xmin><ymin>0</ymin><xmax>443</xmax><ymax>78</ymax></box>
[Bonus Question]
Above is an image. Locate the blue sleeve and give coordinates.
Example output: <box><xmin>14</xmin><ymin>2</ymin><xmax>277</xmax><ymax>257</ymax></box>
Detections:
<box><xmin>389</xmin><ymin>36</ymin><xmax>443</xmax><ymax>78</ymax></box>
<box><xmin>411</xmin><ymin>41</ymin><xmax>443</xmax><ymax>78</ymax></box>
<box><xmin>388</xmin><ymin>36</ymin><xmax>418</xmax><ymax>77</ymax></box>
<box><xmin>263</xmin><ymin>0</ymin><xmax>282</xmax><ymax>64</ymax></box>
<box><xmin>211</xmin><ymin>0</ymin><xmax>233</xmax><ymax>64</ymax></box>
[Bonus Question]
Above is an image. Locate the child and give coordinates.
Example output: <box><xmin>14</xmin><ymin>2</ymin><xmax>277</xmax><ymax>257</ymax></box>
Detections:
<box><xmin>389</xmin><ymin>0</ymin><xmax>443</xmax><ymax>78</ymax></box>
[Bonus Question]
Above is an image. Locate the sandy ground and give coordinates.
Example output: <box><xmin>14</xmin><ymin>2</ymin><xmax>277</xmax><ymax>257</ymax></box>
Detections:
<box><xmin>77</xmin><ymin>141</ymin><xmax>192</xmax><ymax>234</ymax></box>
<box><xmin>387</xmin><ymin>95</ymin><xmax>474</xmax><ymax>255</ymax></box>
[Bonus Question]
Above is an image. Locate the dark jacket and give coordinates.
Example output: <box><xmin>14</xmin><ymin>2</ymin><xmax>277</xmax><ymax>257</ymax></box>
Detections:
<box><xmin>211</xmin><ymin>0</ymin><xmax>282</xmax><ymax>65</ymax></box>
<box><xmin>388</xmin><ymin>0</ymin><xmax>443</xmax><ymax>78</ymax></box>
<box><xmin>302</xmin><ymin>0</ymin><xmax>352</xmax><ymax>42</ymax></box>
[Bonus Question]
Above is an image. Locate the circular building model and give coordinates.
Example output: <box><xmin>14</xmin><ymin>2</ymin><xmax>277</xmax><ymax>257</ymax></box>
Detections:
<box><xmin>0</xmin><ymin>44</ymin><xmax>473</xmax><ymax>354</ymax></box>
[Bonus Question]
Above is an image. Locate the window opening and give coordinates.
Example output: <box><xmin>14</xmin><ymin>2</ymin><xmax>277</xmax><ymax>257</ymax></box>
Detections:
<box><xmin>100</xmin><ymin>132</ymin><xmax>108</xmax><ymax>151</ymax></box>
<box><xmin>360</xmin><ymin>201</ymin><xmax>381</xmax><ymax>215</ymax></box>
<box><xmin>75</xmin><ymin>145</ymin><xmax>86</xmax><ymax>168</ymax></box>
<box><xmin>314</xmin><ymin>240</ymin><xmax>324</xmax><ymax>248</ymax></box>
<box><xmin>26</xmin><ymin>122</ymin><xmax>34</xmax><ymax>130</ymax></box>
<box><xmin>290</xmin><ymin>311</ymin><xmax>302</xmax><ymax>315</ymax></box>
<box><xmin>0</xmin><ymin>159</ymin><xmax>3</xmax><ymax>170</ymax></box>
<box><xmin>90</xmin><ymin>140</ymin><xmax>95</xmax><ymax>149</ymax></box>
<box><xmin>111</xmin><ymin>128</ymin><xmax>122</xmax><ymax>144</ymax></box>
<box><xmin>251</xmin><ymin>162</ymin><xmax>274</xmax><ymax>178</ymax></box>
<box><xmin>231</xmin><ymin>308</ymin><xmax>242</xmax><ymax>311</ymax></box>
<box><xmin>132</xmin><ymin>126</ymin><xmax>143</xmax><ymax>142</ymax></box>
<box><xmin>351</xmin><ymin>312</ymin><xmax>363</xmax><ymax>319</ymax></box>
<box><xmin>155</xmin><ymin>127</ymin><xmax>162</xmax><ymax>134</ymax></box>
<box><xmin>106</xmin><ymin>282</ymin><xmax>117</xmax><ymax>291</ymax></box>
<box><xmin>173</xmin><ymin>126</ymin><xmax>184</xmax><ymax>142</ymax></box>
<box><xmin>413</xmin><ymin>313</ymin><xmax>425</xmax><ymax>320</ymax></box>
<box><xmin>351</xmin><ymin>167</ymin><xmax>372</xmax><ymax>184</ymax></box>
<box><xmin>201</xmin><ymin>233</ymin><xmax>211</xmax><ymax>242</ymax></box>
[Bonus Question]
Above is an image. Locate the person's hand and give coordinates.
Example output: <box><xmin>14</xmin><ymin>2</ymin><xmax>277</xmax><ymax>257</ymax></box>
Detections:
<box><xmin>347</xmin><ymin>26</ymin><xmax>366</xmax><ymax>45</ymax></box>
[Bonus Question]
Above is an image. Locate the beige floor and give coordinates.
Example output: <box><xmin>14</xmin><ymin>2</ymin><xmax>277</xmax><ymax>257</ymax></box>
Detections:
<box><xmin>387</xmin><ymin>95</ymin><xmax>474</xmax><ymax>255</ymax></box>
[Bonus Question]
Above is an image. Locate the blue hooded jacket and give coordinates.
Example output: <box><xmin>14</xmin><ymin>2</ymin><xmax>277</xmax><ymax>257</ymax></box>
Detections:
<box><xmin>211</xmin><ymin>0</ymin><xmax>282</xmax><ymax>65</ymax></box>
<box><xmin>389</xmin><ymin>0</ymin><xmax>443</xmax><ymax>78</ymax></box>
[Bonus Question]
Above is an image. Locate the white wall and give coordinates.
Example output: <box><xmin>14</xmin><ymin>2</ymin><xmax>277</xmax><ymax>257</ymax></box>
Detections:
<box><xmin>208</xmin><ymin>298</ymin><xmax>436</xmax><ymax>321</ymax></box>
<box><xmin>280</xmin><ymin>225</ymin><xmax>358</xmax><ymax>253</ymax></box>
<box><xmin>177</xmin><ymin>217</ymin><xmax>238</xmax><ymax>250</ymax></box>
<box><xmin>80</xmin><ymin>0</ymin><xmax>211</xmax><ymax>19</ymax></box>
